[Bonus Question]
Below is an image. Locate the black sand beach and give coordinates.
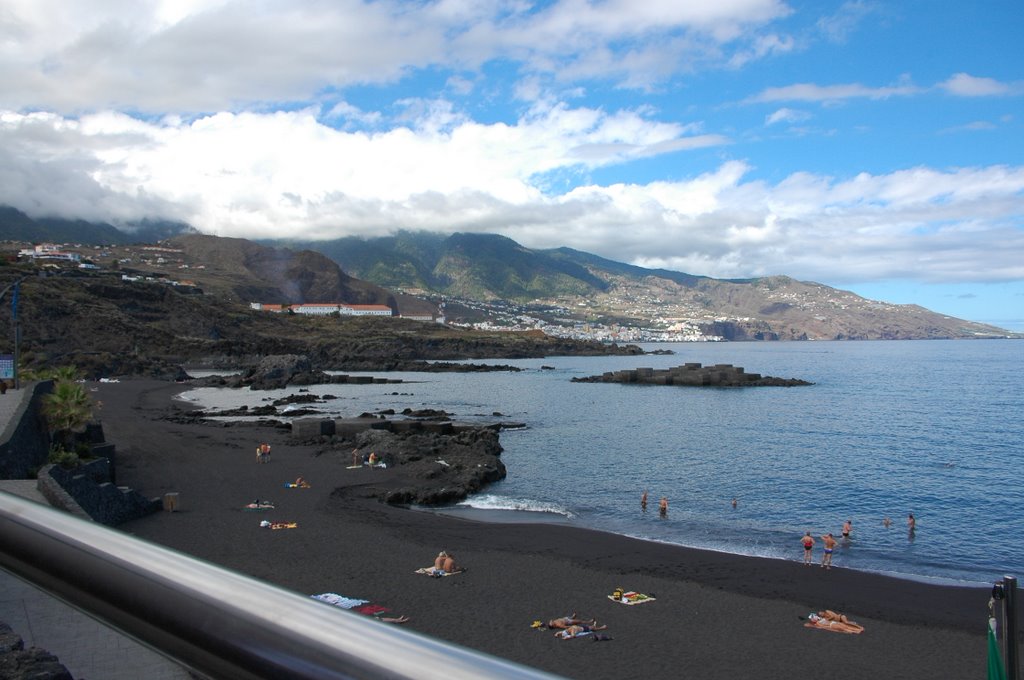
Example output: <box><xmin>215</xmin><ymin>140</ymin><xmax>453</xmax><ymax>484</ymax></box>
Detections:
<box><xmin>103</xmin><ymin>380</ymin><xmax>990</xmax><ymax>680</ymax></box>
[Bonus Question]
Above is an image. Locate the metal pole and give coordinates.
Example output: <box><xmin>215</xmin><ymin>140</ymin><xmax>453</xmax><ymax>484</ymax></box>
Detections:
<box><xmin>1006</xmin><ymin>576</ymin><xmax>1019</xmax><ymax>680</ymax></box>
<box><xmin>0</xmin><ymin>492</ymin><xmax>562</xmax><ymax>680</ymax></box>
<box><xmin>13</xmin><ymin>317</ymin><xmax>20</xmax><ymax>390</ymax></box>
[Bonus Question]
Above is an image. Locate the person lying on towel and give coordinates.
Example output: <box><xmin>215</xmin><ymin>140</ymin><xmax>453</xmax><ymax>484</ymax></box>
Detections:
<box><xmin>546</xmin><ymin>614</ymin><xmax>598</xmax><ymax>630</ymax></box>
<box><xmin>555</xmin><ymin>624</ymin><xmax>606</xmax><ymax>639</ymax></box>
<box><xmin>804</xmin><ymin>611</ymin><xmax>864</xmax><ymax>634</ymax></box>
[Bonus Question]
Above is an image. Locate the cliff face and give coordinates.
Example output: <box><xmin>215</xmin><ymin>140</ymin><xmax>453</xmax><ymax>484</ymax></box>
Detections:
<box><xmin>167</xmin><ymin>234</ymin><xmax>396</xmax><ymax>307</ymax></box>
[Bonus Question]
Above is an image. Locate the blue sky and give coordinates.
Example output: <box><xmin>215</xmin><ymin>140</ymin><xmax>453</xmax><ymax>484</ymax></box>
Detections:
<box><xmin>0</xmin><ymin>0</ymin><xmax>1021</xmax><ymax>330</ymax></box>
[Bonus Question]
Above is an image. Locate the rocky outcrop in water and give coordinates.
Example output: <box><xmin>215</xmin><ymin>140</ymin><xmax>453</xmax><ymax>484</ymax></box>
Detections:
<box><xmin>571</xmin><ymin>363</ymin><xmax>812</xmax><ymax>387</ymax></box>
<box><xmin>292</xmin><ymin>418</ymin><xmax>511</xmax><ymax>505</ymax></box>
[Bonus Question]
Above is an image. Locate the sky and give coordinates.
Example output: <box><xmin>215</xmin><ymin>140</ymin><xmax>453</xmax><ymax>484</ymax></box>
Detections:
<box><xmin>0</xmin><ymin>1</ymin><xmax>1022</xmax><ymax>331</ymax></box>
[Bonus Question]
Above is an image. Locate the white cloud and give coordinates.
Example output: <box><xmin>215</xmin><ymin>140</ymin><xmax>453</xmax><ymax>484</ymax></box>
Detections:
<box><xmin>0</xmin><ymin>0</ymin><xmax>793</xmax><ymax>114</ymax></box>
<box><xmin>749</xmin><ymin>79</ymin><xmax>921</xmax><ymax>103</ymax></box>
<box><xmin>939</xmin><ymin>73</ymin><xmax>1020</xmax><ymax>97</ymax></box>
<box><xmin>2</xmin><ymin>108</ymin><xmax>1021</xmax><ymax>286</ymax></box>
<box><xmin>764</xmin><ymin>107</ymin><xmax>811</xmax><ymax>126</ymax></box>
<box><xmin>815</xmin><ymin>1</ymin><xmax>876</xmax><ymax>44</ymax></box>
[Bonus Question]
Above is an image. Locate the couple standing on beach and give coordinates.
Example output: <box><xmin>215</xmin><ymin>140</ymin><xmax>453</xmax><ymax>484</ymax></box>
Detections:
<box><xmin>801</xmin><ymin>530</ymin><xmax>840</xmax><ymax>569</ymax></box>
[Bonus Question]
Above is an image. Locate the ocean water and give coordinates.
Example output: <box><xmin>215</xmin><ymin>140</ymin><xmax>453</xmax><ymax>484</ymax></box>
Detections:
<box><xmin>180</xmin><ymin>339</ymin><xmax>1024</xmax><ymax>585</ymax></box>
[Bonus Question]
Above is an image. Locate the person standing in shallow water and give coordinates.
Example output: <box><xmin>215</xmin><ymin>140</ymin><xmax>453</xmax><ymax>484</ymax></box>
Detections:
<box><xmin>820</xmin><ymin>533</ymin><xmax>838</xmax><ymax>569</ymax></box>
<box><xmin>801</xmin><ymin>531</ymin><xmax>815</xmax><ymax>565</ymax></box>
<box><xmin>842</xmin><ymin>519</ymin><xmax>852</xmax><ymax>540</ymax></box>
<box><xmin>641</xmin><ymin>489</ymin><xmax>648</xmax><ymax>512</ymax></box>
<box><xmin>658</xmin><ymin>497</ymin><xmax>668</xmax><ymax>517</ymax></box>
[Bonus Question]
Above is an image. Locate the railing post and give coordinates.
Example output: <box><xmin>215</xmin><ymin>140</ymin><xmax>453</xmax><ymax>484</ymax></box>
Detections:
<box><xmin>1006</xmin><ymin>576</ymin><xmax>1019</xmax><ymax>680</ymax></box>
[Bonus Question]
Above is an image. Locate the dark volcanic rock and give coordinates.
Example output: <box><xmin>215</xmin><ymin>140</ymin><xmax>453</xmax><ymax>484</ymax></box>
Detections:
<box><xmin>571</xmin><ymin>363</ymin><xmax>812</xmax><ymax>387</ymax></box>
<box><xmin>299</xmin><ymin>426</ymin><xmax>507</xmax><ymax>506</ymax></box>
<box><xmin>246</xmin><ymin>354</ymin><xmax>312</xmax><ymax>389</ymax></box>
<box><xmin>0</xmin><ymin>622</ymin><xmax>73</xmax><ymax>680</ymax></box>
<box><xmin>400</xmin><ymin>408</ymin><xmax>450</xmax><ymax>419</ymax></box>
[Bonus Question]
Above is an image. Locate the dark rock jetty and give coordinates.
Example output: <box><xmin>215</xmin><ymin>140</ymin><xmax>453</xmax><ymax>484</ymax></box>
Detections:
<box><xmin>571</xmin><ymin>362</ymin><xmax>812</xmax><ymax>387</ymax></box>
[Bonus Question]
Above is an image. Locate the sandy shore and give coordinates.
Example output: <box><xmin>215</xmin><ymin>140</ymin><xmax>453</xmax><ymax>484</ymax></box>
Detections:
<box><xmin>100</xmin><ymin>380</ymin><xmax>990</xmax><ymax>680</ymax></box>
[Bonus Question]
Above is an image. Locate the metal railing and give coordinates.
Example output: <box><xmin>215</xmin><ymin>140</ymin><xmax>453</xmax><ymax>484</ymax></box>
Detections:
<box><xmin>0</xmin><ymin>491</ymin><xmax>561</xmax><ymax>680</ymax></box>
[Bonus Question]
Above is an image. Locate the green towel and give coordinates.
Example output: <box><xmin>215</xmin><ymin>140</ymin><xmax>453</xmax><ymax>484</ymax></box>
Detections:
<box><xmin>988</xmin><ymin>619</ymin><xmax>1006</xmax><ymax>680</ymax></box>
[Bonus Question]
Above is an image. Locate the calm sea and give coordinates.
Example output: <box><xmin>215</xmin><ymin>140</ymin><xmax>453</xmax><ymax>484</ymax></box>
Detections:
<box><xmin>181</xmin><ymin>339</ymin><xmax>1023</xmax><ymax>585</ymax></box>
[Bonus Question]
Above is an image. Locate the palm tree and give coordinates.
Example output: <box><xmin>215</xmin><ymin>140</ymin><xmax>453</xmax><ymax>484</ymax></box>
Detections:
<box><xmin>41</xmin><ymin>380</ymin><xmax>93</xmax><ymax>453</ymax></box>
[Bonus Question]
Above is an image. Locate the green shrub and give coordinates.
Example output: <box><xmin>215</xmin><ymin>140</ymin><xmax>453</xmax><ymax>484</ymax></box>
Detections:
<box><xmin>47</xmin><ymin>445</ymin><xmax>80</xmax><ymax>469</ymax></box>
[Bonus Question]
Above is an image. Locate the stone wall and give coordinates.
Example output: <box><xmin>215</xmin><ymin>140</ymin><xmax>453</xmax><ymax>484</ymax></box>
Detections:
<box><xmin>43</xmin><ymin>460</ymin><xmax>160</xmax><ymax>526</ymax></box>
<box><xmin>0</xmin><ymin>381</ymin><xmax>53</xmax><ymax>479</ymax></box>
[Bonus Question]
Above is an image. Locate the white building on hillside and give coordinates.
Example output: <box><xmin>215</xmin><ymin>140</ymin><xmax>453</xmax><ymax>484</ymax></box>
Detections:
<box><xmin>251</xmin><ymin>302</ymin><xmax>393</xmax><ymax>317</ymax></box>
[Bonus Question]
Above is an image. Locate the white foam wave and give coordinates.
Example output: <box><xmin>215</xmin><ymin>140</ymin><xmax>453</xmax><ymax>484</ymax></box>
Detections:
<box><xmin>457</xmin><ymin>495</ymin><xmax>575</xmax><ymax>518</ymax></box>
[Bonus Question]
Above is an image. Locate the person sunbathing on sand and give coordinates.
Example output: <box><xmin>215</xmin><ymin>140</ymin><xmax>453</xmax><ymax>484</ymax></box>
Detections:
<box><xmin>804</xmin><ymin>611</ymin><xmax>864</xmax><ymax>634</ymax></box>
<box><xmin>547</xmin><ymin>613</ymin><xmax>597</xmax><ymax>629</ymax></box>
<box><xmin>434</xmin><ymin>551</ymin><xmax>448</xmax><ymax>570</ymax></box>
<box><xmin>554</xmin><ymin>623</ymin><xmax>607</xmax><ymax>639</ymax></box>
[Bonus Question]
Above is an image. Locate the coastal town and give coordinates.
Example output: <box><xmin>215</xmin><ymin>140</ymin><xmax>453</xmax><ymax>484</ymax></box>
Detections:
<box><xmin>5</xmin><ymin>238</ymin><xmax>1013</xmax><ymax>344</ymax></box>
<box><xmin>4</xmin><ymin>240</ymin><xmax>727</xmax><ymax>341</ymax></box>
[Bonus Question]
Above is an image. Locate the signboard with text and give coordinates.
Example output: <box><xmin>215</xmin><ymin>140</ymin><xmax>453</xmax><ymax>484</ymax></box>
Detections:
<box><xmin>0</xmin><ymin>355</ymin><xmax>12</xmax><ymax>380</ymax></box>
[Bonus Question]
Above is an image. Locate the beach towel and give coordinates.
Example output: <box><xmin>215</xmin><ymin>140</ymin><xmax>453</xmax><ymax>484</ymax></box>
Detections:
<box><xmin>608</xmin><ymin>591</ymin><xmax>656</xmax><ymax>605</ymax></box>
<box><xmin>243</xmin><ymin>501</ymin><xmax>275</xmax><ymax>511</ymax></box>
<box><xmin>415</xmin><ymin>567</ymin><xmax>465</xmax><ymax>577</ymax></box>
<box><xmin>312</xmin><ymin>593</ymin><xmax>369</xmax><ymax>609</ymax></box>
<box><xmin>555</xmin><ymin>629</ymin><xmax>592</xmax><ymax>640</ymax></box>
<box><xmin>311</xmin><ymin>594</ymin><xmax>409</xmax><ymax>624</ymax></box>
<box><xmin>259</xmin><ymin>520</ymin><xmax>297</xmax><ymax>530</ymax></box>
<box><xmin>283</xmin><ymin>482</ymin><xmax>311</xmax><ymax>488</ymax></box>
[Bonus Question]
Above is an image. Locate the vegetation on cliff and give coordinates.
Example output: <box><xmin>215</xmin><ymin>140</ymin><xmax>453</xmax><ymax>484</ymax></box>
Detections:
<box><xmin>0</xmin><ymin>261</ymin><xmax>641</xmax><ymax>379</ymax></box>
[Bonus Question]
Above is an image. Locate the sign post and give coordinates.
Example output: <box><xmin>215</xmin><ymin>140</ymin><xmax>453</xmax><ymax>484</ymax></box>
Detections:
<box><xmin>11</xmin><ymin>281</ymin><xmax>19</xmax><ymax>390</ymax></box>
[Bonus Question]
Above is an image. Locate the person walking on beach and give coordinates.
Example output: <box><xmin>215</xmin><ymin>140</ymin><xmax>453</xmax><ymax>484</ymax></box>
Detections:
<box><xmin>820</xmin><ymin>533</ymin><xmax>838</xmax><ymax>569</ymax></box>
<box><xmin>658</xmin><ymin>497</ymin><xmax>668</xmax><ymax>517</ymax></box>
<box><xmin>641</xmin><ymin>489</ymin><xmax>648</xmax><ymax>512</ymax></box>
<box><xmin>801</xmin><ymin>531</ymin><xmax>815</xmax><ymax>565</ymax></box>
<box><xmin>842</xmin><ymin>519</ymin><xmax>852</xmax><ymax>540</ymax></box>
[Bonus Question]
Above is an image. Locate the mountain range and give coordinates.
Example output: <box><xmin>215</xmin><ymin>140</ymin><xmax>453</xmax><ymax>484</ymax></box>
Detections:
<box><xmin>279</xmin><ymin>231</ymin><xmax>1014</xmax><ymax>341</ymax></box>
<box><xmin>1</xmin><ymin>206</ymin><xmax>1016</xmax><ymax>341</ymax></box>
